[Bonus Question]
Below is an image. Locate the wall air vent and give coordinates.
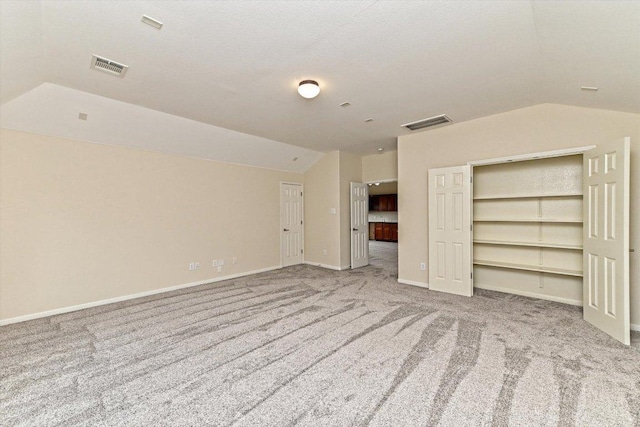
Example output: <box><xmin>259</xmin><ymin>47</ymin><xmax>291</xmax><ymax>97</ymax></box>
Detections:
<box><xmin>401</xmin><ymin>114</ymin><xmax>451</xmax><ymax>131</ymax></box>
<box><xmin>90</xmin><ymin>55</ymin><xmax>128</xmax><ymax>78</ymax></box>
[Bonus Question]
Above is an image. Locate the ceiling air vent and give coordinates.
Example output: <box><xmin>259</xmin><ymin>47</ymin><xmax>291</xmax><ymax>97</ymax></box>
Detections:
<box><xmin>90</xmin><ymin>55</ymin><xmax>128</xmax><ymax>78</ymax></box>
<box><xmin>401</xmin><ymin>114</ymin><xmax>451</xmax><ymax>131</ymax></box>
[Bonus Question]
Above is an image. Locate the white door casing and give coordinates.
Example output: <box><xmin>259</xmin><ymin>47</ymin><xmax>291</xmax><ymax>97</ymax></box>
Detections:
<box><xmin>583</xmin><ymin>137</ymin><xmax>630</xmax><ymax>345</ymax></box>
<box><xmin>351</xmin><ymin>182</ymin><xmax>369</xmax><ymax>269</ymax></box>
<box><xmin>428</xmin><ymin>165</ymin><xmax>473</xmax><ymax>296</ymax></box>
<box><xmin>281</xmin><ymin>183</ymin><xmax>303</xmax><ymax>267</ymax></box>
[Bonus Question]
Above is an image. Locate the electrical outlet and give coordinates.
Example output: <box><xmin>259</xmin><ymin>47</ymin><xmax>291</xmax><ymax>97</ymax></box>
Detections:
<box><xmin>217</xmin><ymin>266</ymin><xmax>222</xmax><ymax>272</ymax></box>
<box><xmin>213</xmin><ymin>260</ymin><xmax>218</xmax><ymax>267</ymax></box>
<box><xmin>232</xmin><ymin>257</ymin><xmax>238</xmax><ymax>264</ymax></box>
<box><xmin>420</xmin><ymin>262</ymin><xmax>426</xmax><ymax>271</ymax></box>
<box><xmin>323</xmin><ymin>249</ymin><xmax>328</xmax><ymax>256</ymax></box>
<box><xmin>195</xmin><ymin>262</ymin><xmax>200</xmax><ymax>270</ymax></box>
<box><xmin>189</xmin><ymin>262</ymin><xmax>195</xmax><ymax>271</ymax></box>
<box><xmin>218</xmin><ymin>259</ymin><xmax>225</xmax><ymax>266</ymax></box>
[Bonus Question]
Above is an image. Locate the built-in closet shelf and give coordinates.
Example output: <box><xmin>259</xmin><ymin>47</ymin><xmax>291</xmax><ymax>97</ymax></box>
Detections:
<box><xmin>473</xmin><ymin>239</ymin><xmax>582</xmax><ymax>250</ymax></box>
<box><xmin>473</xmin><ymin>193</ymin><xmax>583</xmax><ymax>201</ymax></box>
<box><xmin>473</xmin><ymin>260</ymin><xmax>583</xmax><ymax>277</ymax></box>
<box><xmin>473</xmin><ymin>218</ymin><xmax>583</xmax><ymax>223</ymax></box>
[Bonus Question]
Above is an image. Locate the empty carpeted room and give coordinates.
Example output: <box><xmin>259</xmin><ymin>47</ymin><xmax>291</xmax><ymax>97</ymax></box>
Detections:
<box><xmin>1</xmin><ymin>1</ymin><xmax>640</xmax><ymax>426</ymax></box>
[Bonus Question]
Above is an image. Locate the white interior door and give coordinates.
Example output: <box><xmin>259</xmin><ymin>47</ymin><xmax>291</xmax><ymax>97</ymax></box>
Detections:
<box><xmin>351</xmin><ymin>182</ymin><xmax>369</xmax><ymax>269</ymax></box>
<box><xmin>428</xmin><ymin>165</ymin><xmax>472</xmax><ymax>296</ymax></box>
<box><xmin>583</xmin><ymin>137</ymin><xmax>630</xmax><ymax>345</ymax></box>
<box><xmin>281</xmin><ymin>183</ymin><xmax>303</xmax><ymax>267</ymax></box>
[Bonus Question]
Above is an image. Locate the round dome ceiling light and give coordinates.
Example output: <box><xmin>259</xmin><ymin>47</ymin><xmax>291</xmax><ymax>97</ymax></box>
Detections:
<box><xmin>298</xmin><ymin>80</ymin><xmax>320</xmax><ymax>99</ymax></box>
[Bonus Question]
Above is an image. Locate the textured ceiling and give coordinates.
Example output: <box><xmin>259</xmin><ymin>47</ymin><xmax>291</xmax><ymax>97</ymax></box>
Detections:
<box><xmin>1</xmin><ymin>0</ymin><xmax>639</xmax><ymax>157</ymax></box>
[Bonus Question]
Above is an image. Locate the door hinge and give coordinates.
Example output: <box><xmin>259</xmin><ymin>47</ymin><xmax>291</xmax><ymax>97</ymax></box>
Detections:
<box><xmin>470</xmin><ymin>176</ymin><xmax>473</xmax><ymax>183</ymax></box>
<box><xmin>470</xmin><ymin>272</ymin><xmax>473</xmax><ymax>279</ymax></box>
<box><xmin>301</xmin><ymin>220</ymin><xmax>303</xmax><ymax>225</ymax></box>
<box><xmin>301</xmin><ymin>249</ymin><xmax>304</xmax><ymax>254</ymax></box>
<box><xmin>470</xmin><ymin>224</ymin><xmax>473</xmax><ymax>232</ymax></box>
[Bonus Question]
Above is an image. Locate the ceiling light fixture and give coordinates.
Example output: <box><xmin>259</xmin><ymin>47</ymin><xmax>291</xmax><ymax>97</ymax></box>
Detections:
<box><xmin>377</xmin><ymin>148</ymin><xmax>384</xmax><ymax>153</ymax></box>
<box><xmin>375</xmin><ymin>183</ymin><xmax>380</xmax><ymax>186</ymax></box>
<box><xmin>298</xmin><ymin>80</ymin><xmax>320</xmax><ymax>99</ymax></box>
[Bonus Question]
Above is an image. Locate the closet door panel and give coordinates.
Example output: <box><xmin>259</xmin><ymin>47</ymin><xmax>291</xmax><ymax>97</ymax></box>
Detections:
<box><xmin>583</xmin><ymin>138</ymin><xmax>630</xmax><ymax>345</ymax></box>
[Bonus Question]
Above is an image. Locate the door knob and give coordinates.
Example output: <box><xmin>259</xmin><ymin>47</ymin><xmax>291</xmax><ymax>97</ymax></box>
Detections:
<box><xmin>283</xmin><ymin>228</ymin><xmax>289</xmax><ymax>232</ymax></box>
<box><xmin>352</xmin><ymin>228</ymin><xmax>358</xmax><ymax>231</ymax></box>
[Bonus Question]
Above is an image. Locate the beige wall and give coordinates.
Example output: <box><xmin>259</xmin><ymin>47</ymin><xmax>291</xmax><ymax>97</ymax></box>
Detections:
<box><xmin>339</xmin><ymin>152</ymin><xmax>363</xmax><ymax>269</ymax></box>
<box><xmin>0</xmin><ymin>129</ymin><xmax>302</xmax><ymax>321</ymax></box>
<box><xmin>303</xmin><ymin>151</ymin><xmax>341</xmax><ymax>268</ymax></box>
<box><xmin>397</xmin><ymin>104</ymin><xmax>640</xmax><ymax>324</ymax></box>
<box><xmin>362</xmin><ymin>150</ymin><xmax>397</xmax><ymax>183</ymax></box>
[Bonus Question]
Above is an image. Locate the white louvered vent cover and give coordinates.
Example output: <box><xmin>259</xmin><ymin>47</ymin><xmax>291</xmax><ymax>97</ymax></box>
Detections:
<box><xmin>401</xmin><ymin>114</ymin><xmax>451</xmax><ymax>131</ymax></box>
<box><xmin>90</xmin><ymin>55</ymin><xmax>128</xmax><ymax>78</ymax></box>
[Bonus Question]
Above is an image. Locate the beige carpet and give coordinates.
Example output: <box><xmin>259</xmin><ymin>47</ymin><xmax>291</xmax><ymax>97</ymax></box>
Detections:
<box><xmin>1</xmin><ymin>250</ymin><xmax>639</xmax><ymax>426</ymax></box>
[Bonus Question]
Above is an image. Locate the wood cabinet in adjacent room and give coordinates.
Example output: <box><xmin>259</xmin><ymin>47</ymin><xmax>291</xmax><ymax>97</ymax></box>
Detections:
<box><xmin>373</xmin><ymin>222</ymin><xmax>397</xmax><ymax>242</ymax></box>
<box><xmin>369</xmin><ymin>194</ymin><xmax>397</xmax><ymax>212</ymax></box>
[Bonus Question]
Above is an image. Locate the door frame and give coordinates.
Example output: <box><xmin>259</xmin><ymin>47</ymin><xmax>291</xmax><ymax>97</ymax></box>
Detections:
<box><xmin>466</xmin><ymin>146</ymin><xmax>596</xmax><ymax>296</ymax></box>
<box><xmin>280</xmin><ymin>182</ymin><xmax>304</xmax><ymax>268</ymax></box>
<box><xmin>467</xmin><ymin>146</ymin><xmax>596</xmax><ymax>167</ymax></box>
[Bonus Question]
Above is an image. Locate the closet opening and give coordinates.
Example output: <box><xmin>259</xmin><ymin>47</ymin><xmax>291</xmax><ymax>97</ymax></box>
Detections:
<box><xmin>427</xmin><ymin>139</ymin><xmax>631</xmax><ymax>344</ymax></box>
<box><xmin>471</xmin><ymin>153</ymin><xmax>585</xmax><ymax>305</ymax></box>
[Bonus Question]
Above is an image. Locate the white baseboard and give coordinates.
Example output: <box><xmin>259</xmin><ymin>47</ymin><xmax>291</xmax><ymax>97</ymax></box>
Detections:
<box><xmin>398</xmin><ymin>278</ymin><xmax>429</xmax><ymax>289</ymax></box>
<box><xmin>0</xmin><ymin>265</ymin><xmax>281</xmax><ymax>326</ymax></box>
<box><xmin>632</xmin><ymin>323</ymin><xmax>640</xmax><ymax>332</ymax></box>
<box><xmin>303</xmin><ymin>261</ymin><xmax>347</xmax><ymax>271</ymax></box>
<box><xmin>473</xmin><ymin>283</ymin><xmax>583</xmax><ymax>306</ymax></box>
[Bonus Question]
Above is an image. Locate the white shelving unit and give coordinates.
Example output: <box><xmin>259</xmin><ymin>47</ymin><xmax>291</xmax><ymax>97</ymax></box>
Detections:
<box><xmin>472</xmin><ymin>154</ymin><xmax>584</xmax><ymax>304</ymax></box>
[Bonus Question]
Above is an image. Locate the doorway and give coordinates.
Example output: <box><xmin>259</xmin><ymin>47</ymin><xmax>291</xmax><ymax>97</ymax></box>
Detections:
<box><xmin>367</xmin><ymin>180</ymin><xmax>398</xmax><ymax>276</ymax></box>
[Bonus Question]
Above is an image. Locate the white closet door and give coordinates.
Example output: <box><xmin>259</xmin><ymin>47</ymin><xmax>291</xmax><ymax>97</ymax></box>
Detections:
<box><xmin>350</xmin><ymin>182</ymin><xmax>369</xmax><ymax>269</ymax></box>
<box><xmin>583</xmin><ymin>137</ymin><xmax>630</xmax><ymax>345</ymax></box>
<box><xmin>428</xmin><ymin>165</ymin><xmax>472</xmax><ymax>296</ymax></box>
<box><xmin>281</xmin><ymin>183</ymin><xmax>304</xmax><ymax>267</ymax></box>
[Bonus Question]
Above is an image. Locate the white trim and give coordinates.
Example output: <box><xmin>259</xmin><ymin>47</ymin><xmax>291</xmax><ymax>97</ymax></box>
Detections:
<box><xmin>398</xmin><ymin>278</ymin><xmax>429</xmax><ymax>288</ymax></box>
<box><xmin>473</xmin><ymin>283</ymin><xmax>582</xmax><ymax>306</ymax></box>
<box><xmin>631</xmin><ymin>323</ymin><xmax>640</xmax><ymax>332</ymax></box>
<box><xmin>0</xmin><ymin>266</ymin><xmax>281</xmax><ymax>326</ymax></box>
<box><xmin>303</xmin><ymin>261</ymin><xmax>347</xmax><ymax>271</ymax></box>
<box><xmin>468</xmin><ymin>145</ymin><xmax>596</xmax><ymax>167</ymax></box>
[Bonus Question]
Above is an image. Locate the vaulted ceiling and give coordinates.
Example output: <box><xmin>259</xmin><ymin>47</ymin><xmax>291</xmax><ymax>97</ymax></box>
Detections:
<box><xmin>1</xmin><ymin>1</ymin><xmax>639</xmax><ymax>164</ymax></box>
